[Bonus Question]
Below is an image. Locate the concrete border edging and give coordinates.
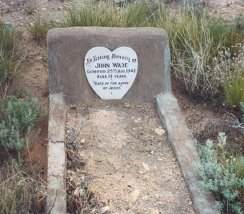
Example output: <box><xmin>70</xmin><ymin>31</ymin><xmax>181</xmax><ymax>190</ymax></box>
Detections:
<box><xmin>46</xmin><ymin>93</ymin><xmax>67</xmax><ymax>214</ymax></box>
<box><xmin>156</xmin><ymin>92</ymin><xmax>220</xmax><ymax>214</ymax></box>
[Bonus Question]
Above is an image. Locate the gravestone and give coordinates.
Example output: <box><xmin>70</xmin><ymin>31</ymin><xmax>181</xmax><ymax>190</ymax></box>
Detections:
<box><xmin>47</xmin><ymin>27</ymin><xmax>171</xmax><ymax>104</ymax></box>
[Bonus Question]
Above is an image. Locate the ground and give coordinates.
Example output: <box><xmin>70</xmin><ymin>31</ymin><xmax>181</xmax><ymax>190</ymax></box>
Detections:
<box><xmin>0</xmin><ymin>0</ymin><xmax>244</xmax><ymax>213</ymax></box>
<box><xmin>66</xmin><ymin>101</ymin><xmax>194</xmax><ymax>213</ymax></box>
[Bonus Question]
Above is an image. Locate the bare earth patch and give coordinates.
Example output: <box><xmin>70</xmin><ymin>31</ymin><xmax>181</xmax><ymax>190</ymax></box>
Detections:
<box><xmin>66</xmin><ymin>101</ymin><xmax>194</xmax><ymax>214</ymax></box>
<box><xmin>209</xmin><ymin>0</ymin><xmax>244</xmax><ymax>20</ymax></box>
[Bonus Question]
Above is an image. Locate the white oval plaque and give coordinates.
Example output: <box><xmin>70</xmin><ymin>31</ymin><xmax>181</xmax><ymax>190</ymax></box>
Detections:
<box><xmin>84</xmin><ymin>47</ymin><xmax>138</xmax><ymax>99</ymax></box>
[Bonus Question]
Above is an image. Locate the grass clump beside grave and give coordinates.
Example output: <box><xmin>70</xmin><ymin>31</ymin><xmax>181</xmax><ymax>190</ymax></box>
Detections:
<box><xmin>62</xmin><ymin>2</ymin><xmax>122</xmax><ymax>27</ymax></box>
<box><xmin>0</xmin><ymin>21</ymin><xmax>22</xmax><ymax>95</ymax></box>
<box><xmin>27</xmin><ymin>14</ymin><xmax>56</xmax><ymax>44</ymax></box>
<box><xmin>197</xmin><ymin>133</ymin><xmax>244</xmax><ymax>214</ymax></box>
<box><xmin>224</xmin><ymin>69</ymin><xmax>244</xmax><ymax>109</ymax></box>
<box><xmin>159</xmin><ymin>9</ymin><xmax>244</xmax><ymax>99</ymax></box>
<box><xmin>0</xmin><ymin>95</ymin><xmax>42</xmax><ymax>152</ymax></box>
<box><xmin>0</xmin><ymin>161</ymin><xmax>46</xmax><ymax>213</ymax></box>
<box><xmin>62</xmin><ymin>1</ymin><xmax>155</xmax><ymax>27</ymax></box>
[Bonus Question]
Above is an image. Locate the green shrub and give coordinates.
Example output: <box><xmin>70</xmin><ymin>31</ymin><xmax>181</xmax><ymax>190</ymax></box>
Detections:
<box><xmin>0</xmin><ymin>21</ymin><xmax>22</xmax><ymax>92</ymax></box>
<box><xmin>224</xmin><ymin>69</ymin><xmax>244</xmax><ymax>109</ymax></box>
<box><xmin>0</xmin><ymin>96</ymin><xmax>42</xmax><ymax>151</ymax></box>
<box><xmin>197</xmin><ymin>133</ymin><xmax>244</xmax><ymax>214</ymax></box>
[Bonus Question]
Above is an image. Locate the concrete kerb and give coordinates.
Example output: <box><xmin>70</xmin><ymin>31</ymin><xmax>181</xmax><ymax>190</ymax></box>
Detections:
<box><xmin>156</xmin><ymin>92</ymin><xmax>220</xmax><ymax>214</ymax></box>
<box><xmin>45</xmin><ymin>91</ymin><xmax>220</xmax><ymax>214</ymax></box>
<box><xmin>46</xmin><ymin>93</ymin><xmax>67</xmax><ymax>214</ymax></box>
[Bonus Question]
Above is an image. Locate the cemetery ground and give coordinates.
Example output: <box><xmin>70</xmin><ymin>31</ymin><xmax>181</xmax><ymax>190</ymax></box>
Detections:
<box><xmin>1</xmin><ymin>0</ymin><xmax>244</xmax><ymax>214</ymax></box>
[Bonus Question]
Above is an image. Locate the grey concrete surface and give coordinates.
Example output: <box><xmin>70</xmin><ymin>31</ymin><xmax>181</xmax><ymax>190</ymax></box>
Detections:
<box><xmin>156</xmin><ymin>92</ymin><xmax>220</xmax><ymax>214</ymax></box>
<box><xmin>46</xmin><ymin>93</ymin><xmax>66</xmax><ymax>214</ymax></box>
<box><xmin>47</xmin><ymin>27</ymin><xmax>171</xmax><ymax>104</ymax></box>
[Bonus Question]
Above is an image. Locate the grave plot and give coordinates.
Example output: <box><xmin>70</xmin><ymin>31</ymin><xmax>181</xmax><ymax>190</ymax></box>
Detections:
<box><xmin>65</xmin><ymin>101</ymin><xmax>194</xmax><ymax>214</ymax></box>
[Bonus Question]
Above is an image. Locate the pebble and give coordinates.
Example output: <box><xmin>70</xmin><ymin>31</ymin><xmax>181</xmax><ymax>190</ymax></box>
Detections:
<box><xmin>154</xmin><ymin>127</ymin><xmax>165</xmax><ymax>136</ymax></box>
<box><xmin>150</xmin><ymin>209</ymin><xmax>159</xmax><ymax>214</ymax></box>
<box><xmin>134</xmin><ymin>118</ymin><xmax>141</xmax><ymax>123</ymax></box>
<box><xmin>124</xmin><ymin>102</ymin><xmax>132</xmax><ymax>108</ymax></box>
<box><xmin>129</xmin><ymin>189</ymin><xmax>140</xmax><ymax>203</ymax></box>
<box><xmin>142</xmin><ymin>162</ymin><xmax>150</xmax><ymax>171</ymax></box>
<box><xmin>73</xmin><ymin>187</ymin><xmax>85</xmax><ymax>196</ymax></box>
<box><xmin>80</xmin><ymin>139</ymin><xmax>86</xmax><ymax>143</ymax></box>
<box><xmin>101</xmin><ymin>206</ymin><xmax>110</xmax><ymax>213</ymax></box>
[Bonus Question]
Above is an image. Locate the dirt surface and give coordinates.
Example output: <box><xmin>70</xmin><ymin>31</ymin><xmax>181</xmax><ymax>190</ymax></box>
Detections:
<box><xmin>23</xmin><ymin>120</ymin><xmax>48</xmax><ymax>180</ymax></box>
<box><xmin>209</xmin><ymin>0</ymin><xmax>244</xmax><ymax>20</ymax></box>
<box><xmin>66</xmin><ymin>101</ymin><xmax>194</xmax><ymax>214</ymax></box>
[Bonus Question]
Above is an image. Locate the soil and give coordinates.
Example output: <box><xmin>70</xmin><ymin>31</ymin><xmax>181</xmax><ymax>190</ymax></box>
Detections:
<box><xmin>0</xmin><ymin>0</ymin><xmax>243</xmax><ymax>213</ymax></box>
<box><xmin>66</xmin><ymin>101</ymin><xmax>194</xmax><ymax>213</ymax></box>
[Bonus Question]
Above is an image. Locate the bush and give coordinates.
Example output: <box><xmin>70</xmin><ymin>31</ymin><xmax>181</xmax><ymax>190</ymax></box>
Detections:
<box><xmin>197</xmin><ymin>133</ymin><xmax>244</xmax><ymax>214</ymax></box>
<box><xmin>0</xmin><ymin>21</ymin><xmax>22</xmax><ymax>93</ymax></box>
<box><xmin>0</xmin><ymin>96</ymin><xmax>42</xmax><ymax>151</ymax></box>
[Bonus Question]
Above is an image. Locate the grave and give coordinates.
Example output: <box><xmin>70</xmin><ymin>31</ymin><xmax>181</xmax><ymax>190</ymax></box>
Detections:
<box><xmin>47</xmin><ymin>27</ymin><xmax>219</xmax><ymax>214</ymax></box>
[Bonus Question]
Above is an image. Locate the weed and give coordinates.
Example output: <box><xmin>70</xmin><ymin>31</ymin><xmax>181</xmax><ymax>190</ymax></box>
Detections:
<box><xmin>235</xmin><ymin>15</ymin><xmax>244</xmax><ymax>33</ymax></box>
<box><xmin>25</xmin><ymin>1</ymin><xmax>37</xmax><ymax>15</ymax></box>
<box><xmin>62</xmin><ymin>2</ymin><xmax>122</xmax><ymax>27</ymax></box>
<box><xmin>159</xmin><ymin>9</ymin><xmax>244</xmax><ymax>99</ymax></box>
<box><xmin>197</xmin><ymin>133</ymin><xmax>244</xmax><ymax>214</ymax></box>
<box><xmin>0</xmin><ymin>96</ymin><xmax>42</xmax><ymax>152</ymax></box>
<box><xmin>27</xmin><ymin>14</ymin><xmax>54</xmax><ymax>43</ymax></box>
<box><xmin>66</xmin><ymin>143</ymin><xmax>104</xmax><ymax>213</ymax></box>
<box><xmin>224</xmin><ymin>69</ymin><xmax>244</xmax><ymax>109</ymax></box>
<box><xmin>62</xmin><ymin>1</ymin><xmax>155</xmax><ymax>28</ymax></box>
<box><xmin>124</xmin><ymin>2</ymin><xmax>153</xmax><ymax>27</ymax></box>
<box><xmin>0</xmin><ymin>21</ymin><xmax>22</xmax><ymax>95</ymax></box>
<box><xmin>0</xmin><ymin>161</ymin><xmax>46</xmax><ymax>213</ymax></box>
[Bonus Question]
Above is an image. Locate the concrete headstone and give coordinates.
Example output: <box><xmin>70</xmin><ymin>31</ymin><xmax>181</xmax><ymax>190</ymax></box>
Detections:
<box><xmin>48</xmin><ymin>27</ymin><xmax>171</xmax><ymax>104</ymax></box>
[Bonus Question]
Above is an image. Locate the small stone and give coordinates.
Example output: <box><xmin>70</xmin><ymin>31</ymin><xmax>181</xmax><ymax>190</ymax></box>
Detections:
<box><xmin>150</xmin><ymin>209</ymin><xmax>159</xmax><ymax>214</ymax></box>
<box><xmin>101</xmin><ymin>206</ymin><xmax>110</xmax><ymax>213</ymax></box>
<box><xmin>129</xmin><ymin>189</ymin><xmax>140</xmax><ymax>203</ymax></box>
<box><xmin>142</xmin><ymin>162</ymin><xmax>150</xmax><ymax>171</ymax></box>
<box><xmin>70</xmin><ymin>104</ymin><xmax>78</xmax><ymax>110</ymax></box>
<box><xmin>134</xmin><ymin>118</ymin><xmax>141</xmax><ymax>123</ymax></box>
<box><xmin>73</xmin><ymin>187</ymin><xmax>85</xmax><ymax>196</ymax></box>
<box><xmin>154</xmin><ymin>127</ymin><xmax>165</xmax><ymax>136</ymax></box>
<box><xmin>80</xmin><ymin>139</ymin><xmax>86</xmax><ymax>143</ymax></box>
<box><xmin>41</xmin><ymin>7</ymin><xmax>47</xmax><ymax>11</ymax></box>
<box><xmin>124</xmin><ymin>102</ymin><xmax>132</xmax><ymax>108</ymax></box>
